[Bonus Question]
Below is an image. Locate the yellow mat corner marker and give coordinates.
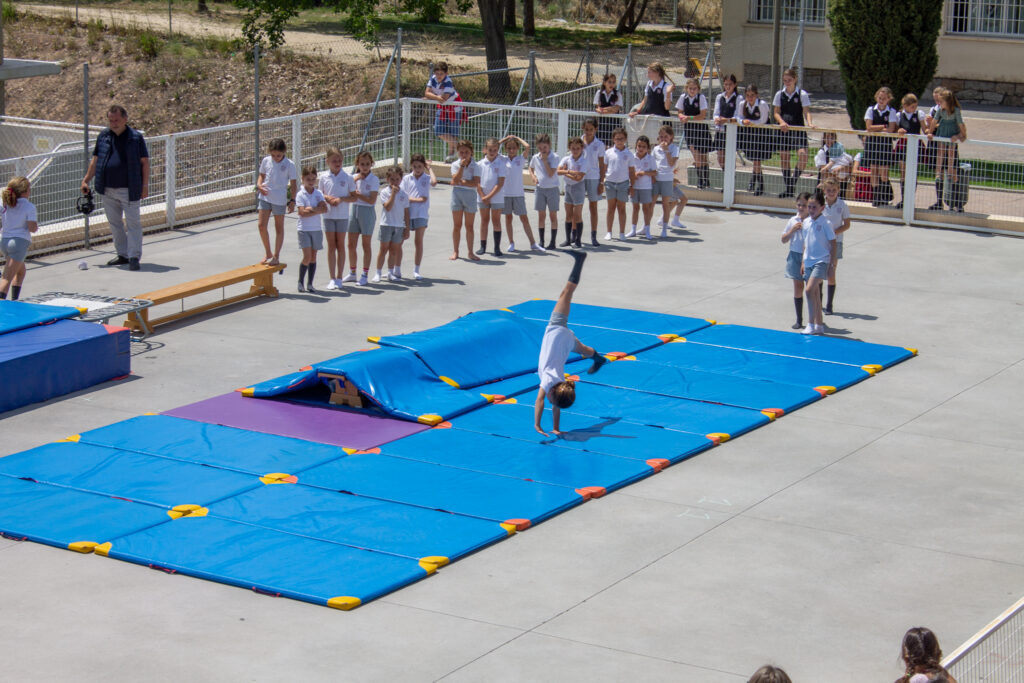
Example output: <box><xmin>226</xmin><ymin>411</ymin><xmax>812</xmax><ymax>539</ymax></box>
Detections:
<box><xmin>905</xmin><ymin>347</ymin><xmax>918</xmax><ymax>356</ymax></box>
<box><xmin>439</xmin><ymin>376</ymin><xmax>460</xmax><ymax>388</ymax></box>
<box><xmin>861</xmin><ymin>364</ymin><xmax>883</xmax><ymax>375</ymax></box>
<box><xmin>500</xmin><ymin>522</ymin><xmax>518</xmax><ymax>536</ymax></box>
<box><xmin>670</xmin><ymin>336</ymin><xmax>687</xmax><ymax>343</ymax></box>
<box><xmin>67</xmin><ymin>541</ymin><xmax>100</xmax><ymax>554</ymax></box>
<box><xmin>327</xmin><ymin>596</ymin><xmax>362</xmax><ymax>611</ymax></box>
<box><xmin>240</xmin><ymin>387</ymin><xmax>255</xmax><ymax>397</ymax></box>
<box><xmin>56</xmin><ymin>434</ymin><xmax>81</xmax><ymax>443</ymax></box>
<box><xmin>417</xmin><ymin>414</ymin><xmax>443</xmax><ymax>426</ymax></box>
<box><xmin>94</xmin><ymin>542</ymin><xmax>112</xmax><ymax>557</ymax></box>
<box><xmin>259</xmin><ymin>473</ymin><xmax>297</xmax><ymax>485</ymax></box>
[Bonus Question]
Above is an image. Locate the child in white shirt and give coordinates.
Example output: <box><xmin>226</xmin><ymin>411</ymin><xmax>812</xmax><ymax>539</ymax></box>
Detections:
<box><xmin>374</xmin><ymin>165</ymin><xmax>410</xmax><ymax>282</ymax></box>
<box><xmin>801</xmin><ymin>188</ymin><xmax>836</xmax><ymax>335</ymax></box>
<box><xmin>499</xmin><ymin>135</ymin><xmax>543</xmax><ymax>252</ymax></box>
<box><xmin>820</xmin><ymin>177</ymin><xmax>851</xmax><ymax>315</ymax></box>
<box><xmin>628</xmin><ymin>135</ymin><xmax>657</xmax><ymax>240</ymax></box>
<box><xmin>557</xmin><ymin>137</ymin><xmax>588</xmax><ymax>249</ymax></box>
<box><xmin>346</xmin><ymin>150</ymin><xmax>380</xmax><ymax>286</ymax></box>
<box><xmin>781</xmin><ymin>192</ymin><xmax>811</xmax><ymax>330</ymax></box>
<box><xmin>399</xmin><ymin>154</ymin><xmax>436</xmax><ymax>280</ymax></box>
<box><xmin>651</xmin><ymin>124</ymin><xmax>684</xmax><ymax>236</ymax></box>
<box><xmin>256</xmin><ymin>138</ymin><xmax>297</xmax><ymax>266</ymax></box>
<box><xmin>294</xmin><ymin>165</ymin><xmax>328</xmax><ymax>293</ymax></box>
<box><xmin>602</xmin><ymin>127</ymin><xmax>636</xmax><ymax>240</ymax></box>
<box><xmin>0</xmin><ymin>177</ymin><xmax>38</xmax><ymax>301</ymax></box>
<box><xmin>476</xmin><ymin>137</ymin><xmax>508</xmax><ymax>257</ymax></box>
<box><xmin>450</xmin><ymin>140</ymin><xmax>481</xmax><ymax>261</ymax></box>
<box><xmin>529</xmin><ymin>133</ymin><xmax>561</xmax><ymax>250</ymax></box>
<box><xmin>581</xmin><ymin>118</ymin><xmax>606</xmax><ymax>247</ymax></box>
<box><xmin>319</xmin><ymin>146</ymin><xmax>356</xmax><ymax>290</ymax></box>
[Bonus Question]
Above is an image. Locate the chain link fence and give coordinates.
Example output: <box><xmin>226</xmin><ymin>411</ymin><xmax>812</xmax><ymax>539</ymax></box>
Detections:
<box><xmin>944</xmin><ymin>596</ymin><xmax>1024</xmax><ymax>683</ymax></box>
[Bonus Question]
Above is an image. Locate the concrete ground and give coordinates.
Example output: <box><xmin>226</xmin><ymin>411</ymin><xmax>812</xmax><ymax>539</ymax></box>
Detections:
<box><xmin>2</xmin><ymin>190</ymin><xmax>1023</xmax><ymax>682</ymax></box>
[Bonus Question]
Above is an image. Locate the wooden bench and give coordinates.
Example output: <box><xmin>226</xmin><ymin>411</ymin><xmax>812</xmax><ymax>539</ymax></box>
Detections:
<box><xmin>124</xmin><ymin>263</ymin><xmax>286</xmax><ymax>336</ymax></box>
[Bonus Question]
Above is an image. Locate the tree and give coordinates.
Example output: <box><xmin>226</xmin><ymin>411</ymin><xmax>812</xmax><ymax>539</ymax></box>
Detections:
<box><xmin>198</xmin><ymin>0</ymin><xmax>209</xmax><ymax>12</ymax></box>
<box><xmin>615</xmin><ymin>0</ymin><xmax>650</xmax><ymax>34</ymax></box>
<box><xmin>522</xmin><ymin>0</ymin><xmax>534</xmax><ymax>36</ymax></box>
<box><xmin>477</xmin><ymin>0</ymin><xmax>512</xmax><ymax>97</ymax></box>
<box><xmin>503</xmin><ymin>0</ymin><xmax>516</xmax><ymax>30</ymax></box>
<box><xmin>827</xmin><ymin>0</ymin><xmax>942</xmax><ymax>128</ymax></box>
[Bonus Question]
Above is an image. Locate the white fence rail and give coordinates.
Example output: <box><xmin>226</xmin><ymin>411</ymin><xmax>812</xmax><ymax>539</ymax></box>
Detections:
<box><xmin>2</xmin><ymin>97</ymin><xmax>1022</xmax><ymax>258</ymax></box>
<box><xmin>944</xmin><ymin>596</ymin><xmax>1024</xmax><ymax>682</ymax></box>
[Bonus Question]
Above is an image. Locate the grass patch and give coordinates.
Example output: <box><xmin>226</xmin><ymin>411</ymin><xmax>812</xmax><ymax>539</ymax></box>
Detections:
<box><xmin>2</xmin><ymin>1</ymin><xmax>17</xmax><ymax>23</ymax></box>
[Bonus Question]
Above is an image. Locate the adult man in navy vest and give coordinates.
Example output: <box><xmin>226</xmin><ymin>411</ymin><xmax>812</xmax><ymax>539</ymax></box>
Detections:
<box><xmin>81</xmin><ymin>105</ymin><xmax>150</xmax><ymax>271</ymax></box>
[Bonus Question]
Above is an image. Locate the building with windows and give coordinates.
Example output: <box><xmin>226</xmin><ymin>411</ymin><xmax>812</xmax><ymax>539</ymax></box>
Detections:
<box><xmin>722</xmin><ymin>0</ymin><xmax>1024</xmax><ymax>104</ymax></box>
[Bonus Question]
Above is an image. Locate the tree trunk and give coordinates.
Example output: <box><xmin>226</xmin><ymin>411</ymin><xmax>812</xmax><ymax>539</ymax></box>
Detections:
<box><xmin>504</xmin><ymin>0</ymin><xmax>516</xmax><ymax>30</ymax></box>
<box><xmin>478</xmin><ymin>0</ymin><xmax>512</xmax><ymax>98</ymax></box>
<box><xmin>615</xmin><ymin>0</ymin><xmax>650</xmax><ymax>34</ymax></box>
<box><xmin>197</xmin><ymin>0</ymin><xmax>208</xmax><ymax>12</ymax></box>
<box><xmin>523</xmin><ymin>0</ymin><xmax>535</xmax><ymax>36</ymax></box>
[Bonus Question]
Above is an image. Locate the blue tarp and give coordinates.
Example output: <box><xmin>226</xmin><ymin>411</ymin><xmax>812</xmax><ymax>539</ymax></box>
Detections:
<box><xmin>507</xmin><ymin>299</ymin><xmax>713</xmax><ymax>338</ymax></box>
<box><xmin>0</xmin><ymin>300</ymin><xmax>81</xmax><ymax>335</ymax></box>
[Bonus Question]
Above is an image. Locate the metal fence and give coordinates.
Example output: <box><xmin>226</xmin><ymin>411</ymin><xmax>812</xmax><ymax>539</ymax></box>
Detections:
<box><xmin>944</xmin><ymin>596</ymin><xmax>1024</xmax><ymax>682</ymax></box>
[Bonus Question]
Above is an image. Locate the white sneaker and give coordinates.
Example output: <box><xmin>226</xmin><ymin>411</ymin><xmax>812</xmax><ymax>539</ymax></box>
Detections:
<box><xmin>625</xmin><ymin>227</ymin><xmax>637</xmax><ymax>238</ymax></box>
<box><xmin>414</xmin><ymin>271</ymin><xmax>423</xmax><ymax>280</ymax></box>
<box><xmin>815</xmin><ymin>324</ymin><xmax>826</xmax><ymax>335</ymax></box>
<box><xmin>386</xmin><ymin>272</ymin><xmax>397</xmax><ymax>282</ymax></box>
<box><xmin>642</xmin><ymin>225</ymin><xmax>651</xmax><ymax>239</ymax></box>
<box><xmin>341</xmin><ymin>272</ymin><xmax>356</xmax><ymax>283</ymax></box>
<box><xmin>671</xmin><ymin>217</ymin><xmax>686</xmax><ymax>228</ymax></box>
<box><xmin>325</xmin><ymin>279</ymin><xmax>338</xmax><ymax>290</ymax></box>
<box><xmin>531</xmin><ymin>243</ymin><xmax>546</xmax><ymax>252</ymax></box>
<box><xmin>335</xmin><ymin>278</ymin><xmax>344</xmax><ymax>289</ymax></box>
<box><xmin>371</xmin><ymin>272</ymin><xmax>382</xmax><ymax>283</ymax></box>
<box><xmin>801</xmin><ymin>324</ymin><xmax>815</xmax><ymax>335</ymax></box>
<box><xmin>394</xmin><ymin>267</ymin><xmax>402</xmax><ymax>279</ymax></box>
<box><xmin>660</xmin><ymin>226</ymin><xmax>669</xmax><ymax>238</ymax></box>
<box><xmin>613</xmin><ymin>234</ymin><xmax>622</xmax><ymax>241</ymax></box>
<box><xmin>357</xmin><ymin>273</ymin><xmax>368</xmax><ymax>286</ymax></box>
<box><xmin>507</xmin><ymin>243</ymin><xmax>516</xmax><ymax>252</ymax></box>
<box><xmin>604</xmin><ymin>231</ymin><xmax>612</xmax><ymax>240</ymax></box>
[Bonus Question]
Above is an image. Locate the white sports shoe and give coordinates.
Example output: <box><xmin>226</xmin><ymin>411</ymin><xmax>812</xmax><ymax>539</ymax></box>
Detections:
<box><xmin>815</xmin><ymin>324</ymin><xmax>826</xmax><ymax>335</ymax></box>
<box><xmin>642</xmin><ymin>225</ymin><xmax>652</xmax><ymax>239</ymax></box>
<box><xmin>335</xmin><ymin>278</ymin><xmax>344</xmax><ymax>289</ymax></box>
<box><xmin>387</xmin><ymin>272</ymin><xmax>397</xmax><ymax>282</ymax></box>
<box><xmin>325</xmin><ymin>279</ymin><xmax>337</xmax><ymax>290</ymax></box>
<box><xmin>357</xmin><ymin>273</ymin><xmax>368</xmax><ymax>286</ymax></box>
<box><xmin>341</xmin><ymin>272</ymin><xmax>356</xmax><ymax>283</ymax></box>
<box><xmin>660</xmin><ymin>226</ymin><xmax>669</xmax><ymax>238</ymax></box>
<box><xmin>371</xmin><ymin>272</ymin><xmax>382</xmax><ymax>283</ymax></box>
<box><xmin>671</xmin><ymin>217</ymin><xmax>686</xmax><ymax>228</ymax></box>
<box><xmin>507</xmin><ymin>243</ymin><xmax>516</xmax><ymax>252</ymax></box>
<box><xmin>604</xmin><ymin>231</ymin><xmax>612</xmax><ymax>240</ymax></box>
<box><xmin>394</xmin><ymin>267</ymin><xmax>402</xmax><ymax>279</ymax></box>
<box><xmin>531</xmin><ymin>243</ymin><xmax>546</xmax><ymax>252</ymax></box>
<box><xmin>625</xmin><ymin>227</ymin><xmax>637</xmax><ymax>238</ymax></box>
<box><xmin>801</xmin><ymin>324</ymin><xmax>816</xmax><ymax>335</ymax></box>
<box><xmin>414</xmin><ymin>271</ymin><xmax>423</xmax><ymax>280</ymax></box>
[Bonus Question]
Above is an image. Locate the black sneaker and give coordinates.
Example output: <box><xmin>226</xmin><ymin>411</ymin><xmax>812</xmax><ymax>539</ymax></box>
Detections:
<box><xmin>559</xmin><ymin>238</ymin><xmax>572</xmax><ymax>247</ymax></box>
<box><xmin>591</xmin><ymin>235</ymin><xmax>599</xmax><ymax>247</ymax></box>
<box><xmin>298</xmin><ymin>281</ymin><xmax>306</xmax><ymax>293</ymax></box>
<box><xmin>824</xmin><ymin>306</ymin><xmax>833</xmax><ymax>315</ymax></box>
<box><xmin>107</xmin><ymin>255</ymin><xmax>129</xmax><ymax>266</ymax></box>
<box><xmin>475</xmin><ymin>246</ymin><xmax>486</xmax><ymax>255</ymax></box>
<box><xmin>493</xmin><ymin>247</ymin><xmax>502</xmax><ymax>257</ymax></box>
<box><xmin>128</xmin><ymin>258</ymin><xmax>140</xmax><ymax>271</ymax></box>
<box><xmin>792</xmin><ymin>322</ymin><xmax>803</xmax><ymax>330</ymax></box>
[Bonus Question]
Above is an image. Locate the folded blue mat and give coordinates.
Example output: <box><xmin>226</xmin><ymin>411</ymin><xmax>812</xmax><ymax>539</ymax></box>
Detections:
<box><xmin>507</xmin><ymin>299</ymin><xmax>713</xmax><ymax>338</ymax></box>
<box><xmin>640</xmin><ymin>340</ymin><xmax>872</xmax><ymax>391</ymax></box>
<box><xmin>684</xmin><ymin>324</ymin><xmax>916</xmax><ymax>370</ymax></box>
<box><xmin>0</xmin><ymin>300</ymin><xmax>81</xmax><ymax>335</ymax></box>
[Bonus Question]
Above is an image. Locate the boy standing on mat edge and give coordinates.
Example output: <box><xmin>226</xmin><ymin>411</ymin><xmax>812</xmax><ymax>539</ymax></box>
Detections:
<box><xmin>534</xmin><ymin>251</ymin><xmax>607</xmax><ymax>436</ymax></box>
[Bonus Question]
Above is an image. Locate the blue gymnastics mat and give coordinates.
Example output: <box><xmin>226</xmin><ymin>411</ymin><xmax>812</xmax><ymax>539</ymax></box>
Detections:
<box><xmin>684</xmin><ymin>324</ymin><xmax>917</xmax><ymax>370</ymax></box>
<box><xmin>640</xmin><ymin>340</ymin><xmax>872</xmax><ymax>391</ymax></box>
<box><xmin>0</xmin><ymin>300</ymin><xmax>82</xmax><ymax>335</ymax></box>
<box><xmin>1</xmin><ymin>302</ymin><xmax>916</xmax><ymax>611</ymax></box>
<box><xmin>0</xmin><ymin>319</ymin><xmax>130</xmax><ymax>413</ymax></box>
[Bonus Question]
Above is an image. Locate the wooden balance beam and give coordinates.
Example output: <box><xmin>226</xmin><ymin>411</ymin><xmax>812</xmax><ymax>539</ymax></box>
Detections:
<box><xmin>123</xmin><ymin>263</ymin><xmax>286</xmax><ymax>336</ymax></box>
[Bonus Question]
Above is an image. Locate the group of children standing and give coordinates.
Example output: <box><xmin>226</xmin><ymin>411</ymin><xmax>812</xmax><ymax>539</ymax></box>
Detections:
<box><xmin>256</xmin><ymin>138</ymin><xmax>436</xmax><ymax>291</ymax></box>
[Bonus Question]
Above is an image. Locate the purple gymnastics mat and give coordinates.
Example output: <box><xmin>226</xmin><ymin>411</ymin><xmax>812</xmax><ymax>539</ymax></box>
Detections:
<box><xmin>163</xmin><ymin>392</ymin><xmax>428</xmax><ymax>449</ymax></box>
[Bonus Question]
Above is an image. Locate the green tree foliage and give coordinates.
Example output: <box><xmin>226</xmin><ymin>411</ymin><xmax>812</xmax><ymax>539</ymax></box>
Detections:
<box><xmin>827</xmin><ymin>0</ymin><xmax>942</xmax><ymax>128</ymax></box>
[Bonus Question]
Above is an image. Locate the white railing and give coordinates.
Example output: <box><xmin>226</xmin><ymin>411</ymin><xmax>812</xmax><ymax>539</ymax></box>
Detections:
<box><xmin>3</xmin><ymin>97</ymin><xmax>1022</xmax><ymax>257</ymax></box>
<box><xmin>944</xmin><ymin>596</ymin><xmax>1024</xmax><ymax>682</ymax></box>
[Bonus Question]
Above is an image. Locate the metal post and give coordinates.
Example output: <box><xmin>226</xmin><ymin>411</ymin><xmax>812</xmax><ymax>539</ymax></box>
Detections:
<box><xmin>165</xmin><ymin>135</ymin><xmax>176</xmax><ymax>228</ymax></box>
<box><xmin>770</xmin><ymin>0</ymin><xmax>782</xmax><ymax>97</ymax></box>
<box><xmin>359</xmin><ymin>41</ymin><xmax>398</xmax><ymax>151</ymax></box>
<box><xmin>292</xmin><ymin>116</ymin><xmax>302</xmax><ymax>173</ymax></box>
<box><xmin>253</xmin><ymin>44</ymin><xmax>260</xmax><ymax>186</ymax></box>
<box><xmin>0</xmin><ymin>2</ymin><xmax>4</xmax><ymax>117</ymax></box>
<box><xmin>83</xmin><ymin>63</ymin><xmax>90</xmax><ymax>248</ymax></box>
<box><xmin>625</xmin><ymin>44</ymin><xmax>633</xmax><ymax>111</ymax></box>
<box><xmin>673</xmin><ymin>0</ymin><xmax>679</xmax><ymax>28</ymax></box>
<box><xmin>585</xmin><ymin>40</ymin><xmax>592</xmax><ymax>84</ymax></box>
<box><xmin>722</xmin><ymin>123</ymin><xmax>737</xmax><ymax>208</ymax></box>
<box><xmin>903</xmin><ymin>135</ymin><xmax>919</xmax><ymax>225</ymax></box>
<box><xmin>401</xmin><ymin>98</ymin><xmax>411</xmax><ymax>167</ymax></box>
<box><xmin>168</xmin><ymin>0</ymin><xmax>172</xmax><ymax>35</ymax></box>
<box><xmin>394</xmin><ymin>28</ymin><xmax>401</xmax><ymax>164</ymax></box>
<box><xmin>528</xmin><ymin>51</ymin><xmax>536</xmax><ymax>107</ymax></box>
<box><xmin>797</xmin><ymin>0</ymin><xmax>806</xmax><ymax>90</ymax></box>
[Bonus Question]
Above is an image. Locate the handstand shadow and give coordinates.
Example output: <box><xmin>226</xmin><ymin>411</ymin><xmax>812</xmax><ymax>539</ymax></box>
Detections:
<box><xmin>541</xmin><ymin>417</ymin><xmax>636</xmax><ymax>446</ymax></box>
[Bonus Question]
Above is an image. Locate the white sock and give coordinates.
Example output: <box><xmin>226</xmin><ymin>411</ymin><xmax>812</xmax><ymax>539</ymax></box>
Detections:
<box><xmin>376</xmin><ymin>269</ymin><xmax>382</xmax><ymax>277</ymax></box>
<box><xmin>414</xmin><ymin>265</ymin><xmax>420</xmax><ymax>274</ymax></box>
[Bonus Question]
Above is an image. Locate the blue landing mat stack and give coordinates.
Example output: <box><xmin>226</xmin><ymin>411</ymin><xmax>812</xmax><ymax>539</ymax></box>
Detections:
<box><xmin>0</xmin><ymin>303</ymin><xmax>916</xmax><ymax>610</ymax></box>
<box><xmin>0</xmin><ymin>301</ymin><xmax>131</xmax><ymax>413</ymax></box>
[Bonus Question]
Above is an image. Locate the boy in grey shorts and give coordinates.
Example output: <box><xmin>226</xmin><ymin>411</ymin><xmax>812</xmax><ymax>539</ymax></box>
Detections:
<box><xmin>530</xmin><ymin>133</ymin><xmax>561</xmax><ymax>250</ymax></box>
<box><xmin>294</xmin><ymin>165</ymin><xmax>328</xmax><ymax>293</ymax></box>
<box><xmin>374</xmin><ymin>165</ymin><xmax>411</xmax><ymax>282</ymax></box>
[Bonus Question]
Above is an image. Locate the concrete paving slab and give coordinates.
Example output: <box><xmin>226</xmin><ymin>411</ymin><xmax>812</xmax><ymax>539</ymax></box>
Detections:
<box><xmin>387</xmin><ymin>492</ymin><xmax>732</xmax><ymax>631</ymax></box>
<box><xmin>441</xmin><ymin>632</ymin><xmax>748</xmax><ymax>682</ymax></box>
<box><xmin>535</xmin><ymin>515</ymin><xmax>1024</xmax><ymax>681</ymax></box>
<box><xmin>900</xmin><ymin>360</ymin><xmax>1024</xmax><ymax>452</ymax></box>
<box><xmin>0</xmin><ymin>542</ymin><xmax>521</xmax><ymax>683</ymax></box>
<box><xmin>618</xmin><ymin>415</ymin><xmax>883</xmax><ymax>513</ymax></box>
<box><xmin>746</xmin><ymin>430</ymin><xmax>1024</xmax><ymax>565</ymax></box>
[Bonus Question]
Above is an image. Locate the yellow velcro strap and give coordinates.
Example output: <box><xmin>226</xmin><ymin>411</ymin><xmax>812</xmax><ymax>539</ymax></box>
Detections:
<box><xmin>95</xmin><ymin>542</ymin><xmax>112</xmax><ymax>556</ymax></box>
<box><xmin>168</xmin><ymin>504</ymin><xmax>210</xmax><ymax>519</ymax></box>
<box><xmin>367</xmin><ymin>336</ymin><xmax>381</xmax><ymax>344</ymax></box>
<box><xmin>240</xmin><ymin>387</ymin><xmax>255</xmax><ymax>397</ymax></box>
<box><xmin>706</xmin><ymin>319</ymin><xmax>717</xmax><ymax>325</ymax></box>
<box><xmin>499</xmin><ymin>307</ymin><xmax>513</xmax><ymax>312</ymax></box>
<box><xmin>861</xmin><ymin>364</ymin><xmax>883</xmax><ymax>375</ymax></box>
<box><xmin>418</xmin><ymin>556</ymin><xmax>450</xmax><ymax>574</ymax></box>
<box><xmin>68</xmin><ymin>541</ymin><xmax>101</xmax><ymax>553</ymax></box>
<box><xmin>417</xmin><ymin>414</ymin><xmax>444</xmax><ymax>426</ymax></box>
<box><xmin>438</xmin><ymin>375</ymin><xmax>460</xmax><ymax>388</ymax></box>
<box><xmin>259</xmin><ymin>473</ymin><xmax>297</xmax><ymax>485</ymax></box>
<box><xmin>57</xmin><ymin>434</ymin><xmax>81</xmax><ymax>443</ymax></box>
<box><xmin>500</xmin><ymin>522</ymin><xmax>518</xmax><ymax>535</ymax></box>
<box><xmin>905</xmin><ymin>347</ymin><xmax>918</xmax><ymax>356</ymax></box>
<box><xmin>670</xmin><ymin>337</ymin><xmax>687</xmax><ymax>343</ymax></box>
<box><xmin>327</xmin><ymin>596</ymin><xmax>362</xmax><ymax>611</ymax></box>
<box><xmin>815</xmin><ymin>385</ymin><xmax>837</xmax><ymax>395</ymax></box>
<box><xmin>707</xmin><ymin>432</ymin><xmax>731</xmax><ymax>444</ymax></box>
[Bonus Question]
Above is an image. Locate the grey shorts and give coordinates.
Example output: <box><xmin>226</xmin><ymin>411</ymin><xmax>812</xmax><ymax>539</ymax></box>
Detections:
<box><xmin>548</xmin><ymin>311</ymin><xmax>568</xmax><ymax>327</ymax></box>
<box><xmin>1</xmin><ymin>236</ymin><xmax>30</xmax><ymax>262</ymax></box>
<box><xmin>410</xmin><ymin>217</ymin><xmax>428</xmax><ymax>229</ymax></box>
<box><xmin>564</xmin><ymin>182</ymin><xmax>586</xmax><ymax>206</ymax></box>
<box><xmin>584</xmin><ymin>178</ymin><xmax>601</xmax><ymax>202</ymax></box>
<box><xmin>835</xmin><ymin>241</ymin><xmax>844</xmax><ymax>260</ymax></box>
<box><xmin>297</xmin><ymin>230</ymin><xmax>323</xmax><ymax>250</ymax></box>
<box><xmin>258</xmin><ymin>198</ymin><xmax>286</xmax><ymax>216</ymax></box>
<box><xmin>503</xmin><ymin>196</ymin><xmax>527</xmax><ymax>216</ymax></box>
<box><xmin>631</xmin><ymin>188</ymin><xmax>653</xmax><ymax>204</ymax></box>
<box><xmin>534</xmin><ymin>186</ymin><xmax>560</xmax><ymax>212</ymax></box>
<box><xmin>379</xmin><ymin>225</ymin><xmax>406</xmax><ymax>243</ymax></box>
<box><xmin>785</xmin><ymin>250</ymin><xmax>803</xmax><ymax>280</ymax></box>
<box><xmin>605</xmin><ymin>180</ymin><xmax>630</xmax><ymax>202</ymax></box>
<box><xmin>479</xmin><ymin>199</ymin><xmax>504</xmax><ymax>212</ymax></box>
<box><xmin>324</xmin><ymin>218</ymin><xmax>348</xmax><ymax>233</ymax></box>
<box><xmin>653</xmin><ymin>180</ymin><xmax>681</xmax><ymax>200</ymax></box>
<box><xmin>348</xmin><ymin>205</ymin><xmax>376</xmax><ymax>235</ymax></box>
<box><xmin>451</xmin><ymin>188</ymin><xmax>477</xmax><ymax>213</ymax></box>
<box><xmin>804</xmin><ymin>261</ymin><xmax>829</xmax><ymax>280</ymax></box>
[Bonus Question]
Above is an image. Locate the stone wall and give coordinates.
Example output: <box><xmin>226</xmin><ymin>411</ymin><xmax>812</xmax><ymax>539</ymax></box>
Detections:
<box><xmin>743</xmin><ymin>63</ymin><xmax>1024</xmax><ymax>105</ymax></box>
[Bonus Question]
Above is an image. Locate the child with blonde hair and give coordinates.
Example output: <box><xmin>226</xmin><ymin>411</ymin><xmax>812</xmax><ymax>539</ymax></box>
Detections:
<box><xmin>319</xmin><ymin>146</ymin><xmax>355</xmax><ymax>290</ymax></box>
<box><xmin>0</xmin><ymin>177</ymin><xmax>38</xmax><ymax>300</ymax></box>
<box><xmin>346</xmin><ymin>150</ymin><xmax>380</xmax><ymax>286</ymax></box>
<box><xmin>400</xmin><ymin>154</ymin><xmax>437</xmax><ymax>279</ymax></box>
<box><xmin>374</xmin><ymin>165</ymin><xmax>410</xmax><ymax>282</ymax></box>
<box><xmin>499</xmin><ymin>135</ymin><xmax>544</xmax><ymax>252</ymax></box>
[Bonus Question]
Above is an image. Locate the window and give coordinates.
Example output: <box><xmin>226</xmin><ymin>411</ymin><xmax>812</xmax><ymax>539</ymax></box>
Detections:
<box><xmin>948</xmin><ymin>0</ymin><xmax>1024</xmax><ymax>37</ymax></box>
<box><xmin>749</xmin><ymin>0</ymin><xmax>827</xmax><ymax>25</ymax></box>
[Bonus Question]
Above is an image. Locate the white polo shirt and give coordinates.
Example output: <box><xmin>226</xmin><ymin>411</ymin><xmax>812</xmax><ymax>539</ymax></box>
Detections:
<box><xmin>632</xmin><ymin>153</ymin><xmax>656</xmax><ymax>190</ymax></box>
<box><xmin>538</xmin><ymin>324</ymin><xmax>578</xmax><ymax>393</ymax></box>
<box><xmin>530</xmin><ymin>151</ymin><xmax>561</xmax><ymax>189</ymax></box>
<box><xmin>560</xmin><ymin>153</ymin><xmax>586</xmax><ymax>186</ymax></box>
<box><xmin>822</xmin><ymin>197</ymin><xmax>851</xmax><ymax>243</ymax></box>
<box><xmin>503</xmin><ymin>155</ymin><xmax>526</xmax><ymax>197</ymax></box>
<box><xmin>783</xmin><ymin>215</ymin><xmax>805</xmax><ymax>254</ymax></box>
<box><xmin>603</xmin><ymin>146</ymin><xmax>636</xmax><ymax>184</ymax></box>
<box><xmin>400</xmin><ymin>171</ymin><xmax>432</xmax><ymax>220</ymax></box>
<box><xmin>478</xmin><ymin>155</ymin><xmax>508</xmax><ymax>203</ymax></box>
<box><xmin>582</xmin><ymin>136</ymin><xmax>606</xmax><ymax>180</ymax></box>
<box><xmin>802</xmin><ymin>214</ymin><xmax>835</xmax><ymax>266</ymax></box>
<box><xmin>318</xmin><ymin>169</ymin><xmax>354</xmax><ymax>220</ymax></box>
<box><xmin>379</xmin><ymin>185</ymin><xmax>409</xmax><ymax>227</ymax></box>
<box><xmin>651</xmin><ymin>143</ymin><xmax>679</xmax><ymax>182</ymax></box>
<box><xmin>353</xmin><ymin>173</ymin><xmax>380</xmax><ymax>207</ymax></box>
<box><xmin>0</xmin><ymin>199</ymin><xmax>37</xmax><ymax>240</ymax></box>
<box><xmin>258</xmin><ymin>155</ymin><xmax>297</xmax><ymax>206</ymax></box>
<box><xmin>295</xmin><ymin>187</ymin><xmax>325</xmax><ymax>232</ymax></box>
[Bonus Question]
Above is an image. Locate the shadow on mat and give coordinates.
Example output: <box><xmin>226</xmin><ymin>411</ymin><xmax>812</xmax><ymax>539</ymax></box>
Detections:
<box><xmin>833</xmin><ymin>311</ymin><xmax>878</xmax><ymax>321</ymax></box>
<box><xmin>541</xmin><ymin>417</ymin><xmax>636</xmax><ymax>445</ymax></box>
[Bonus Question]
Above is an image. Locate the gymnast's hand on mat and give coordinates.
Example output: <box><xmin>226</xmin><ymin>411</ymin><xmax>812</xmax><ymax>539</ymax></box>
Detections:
<box><xmin>588</xmin><ymin>353</ymin><xmax>607</xmax><ymax>374</ymax></box>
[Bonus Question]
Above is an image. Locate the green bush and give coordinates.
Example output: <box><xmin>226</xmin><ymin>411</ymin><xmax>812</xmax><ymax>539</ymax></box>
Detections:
<box><xmin>828</xmin><ymin>0</ymin><xmax>943</xmax><ymax>128</ymax></box>
<box><xmin>2</xmin><ymin>2</ymin><xmax>17</xmax><ymax>23</ymax></box>
<box><xmin>135</xmin><ymin>31</ymin><xmax>162</xmax><ymax>59</ymax></box>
